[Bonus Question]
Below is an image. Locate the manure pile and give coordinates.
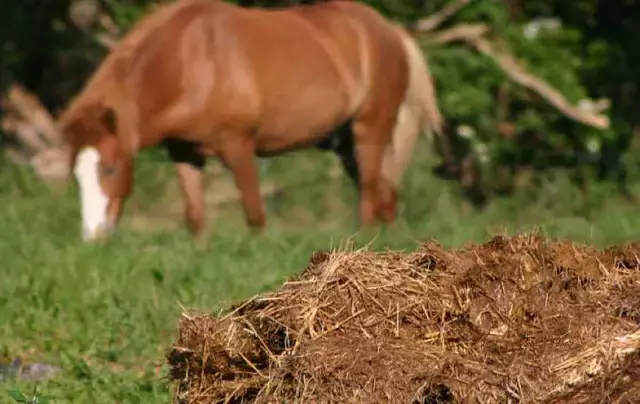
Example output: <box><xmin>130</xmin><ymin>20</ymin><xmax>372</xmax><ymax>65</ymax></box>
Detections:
<box><xmin>167</xmin><ymin>234</ymin><xmax>640</xmax><ymax>403</ymax></box>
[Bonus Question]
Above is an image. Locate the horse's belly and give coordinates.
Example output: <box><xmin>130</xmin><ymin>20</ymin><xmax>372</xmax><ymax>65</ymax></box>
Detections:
<box><xmin>254</xmin><ymin>85</ymin><xmax>349</xmax><ymax>154</ymax></box>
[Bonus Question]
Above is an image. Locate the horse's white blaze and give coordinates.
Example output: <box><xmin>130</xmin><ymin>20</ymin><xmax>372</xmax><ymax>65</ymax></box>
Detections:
<box><xmin>73</xmin><ymin>148</ymin><xmax>110</xmax><ymax>241</ymax></box>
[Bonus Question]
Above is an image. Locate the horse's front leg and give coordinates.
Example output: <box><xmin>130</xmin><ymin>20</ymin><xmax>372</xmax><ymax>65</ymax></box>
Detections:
<box><xmin>218</xmin><ymin>136</ymin><xmax>266</xmax><ymax>231</ymax></box>
<box><xmin>176</xmin><ymin>163</ymin><xmax>206</xmax><ymax>236</ymax></box>
<box><xmin>165</xmin><ymin>139</ymin><xmax>206</xmax><ymax>237</ymax></box>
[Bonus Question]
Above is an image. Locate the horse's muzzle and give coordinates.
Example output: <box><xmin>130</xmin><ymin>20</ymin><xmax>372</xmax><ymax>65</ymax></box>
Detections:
<box><xmin>82</xmin><ymin>221</ymin><xmax>115</xmax><ymax>242</ymax></box>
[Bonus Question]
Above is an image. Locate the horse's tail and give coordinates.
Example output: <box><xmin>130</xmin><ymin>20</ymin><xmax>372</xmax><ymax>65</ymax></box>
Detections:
<box><xmin>399</xmin><ymin>26</ymin><xmax>444</xmax><ymax>138</ymax></box>
<box><xmin>382</xmin><ymin>25</ymin><xmax>448</xmax><ymax>188</ymax></box>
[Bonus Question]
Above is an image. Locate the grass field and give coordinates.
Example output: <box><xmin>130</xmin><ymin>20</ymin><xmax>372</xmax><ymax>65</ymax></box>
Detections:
<box><xmin>2</xmin><ymin>140</ymin><xmax>640</xmax><ymax>403</ymax></box>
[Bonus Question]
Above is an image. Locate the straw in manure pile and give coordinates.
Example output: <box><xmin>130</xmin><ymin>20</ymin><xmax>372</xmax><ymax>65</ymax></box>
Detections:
<box><xmin>167</xmin><ymin>234</ymin><xmax>640</xmax><ymax>403</ymax></box>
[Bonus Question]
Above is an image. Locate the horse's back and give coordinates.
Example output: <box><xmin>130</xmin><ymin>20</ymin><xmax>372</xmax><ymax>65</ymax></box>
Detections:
<box><xmin>326</xmin><ymin>2</ymin><xmax>409</xmax><ymax>110</ymax></box>
<box><xmin>212</xmin><ymin>4</ymin><xmax>379</xmax><ymax>148</ymax></box>
<box><xmin>243</xmin><ymin>2</ymin><xmax>409</xmax><ymax>141</ymax></box>
<box><xmin>91</xmin><ymin>0</ymin><xmax>409</xmax><ymax>150</ymax></box>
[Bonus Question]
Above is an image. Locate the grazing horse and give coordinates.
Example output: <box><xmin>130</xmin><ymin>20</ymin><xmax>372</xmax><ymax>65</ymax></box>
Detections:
<box><xmin>59</xmin><ymin>0</ymin><xmax>444</xmax><ymax>241</ymax></box>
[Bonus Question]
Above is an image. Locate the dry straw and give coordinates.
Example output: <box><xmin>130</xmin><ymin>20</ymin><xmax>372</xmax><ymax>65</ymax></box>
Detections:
<box><xmin>167</xmin><ymin>233</ymin><xmax>640</xmax><ymax>403</ymax></box>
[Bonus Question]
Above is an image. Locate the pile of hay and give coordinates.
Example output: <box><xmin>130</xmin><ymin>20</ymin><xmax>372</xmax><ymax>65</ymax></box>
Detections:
<box><xmin>166</xmin><ymin>234</ymin><xmax>640</xmax><ymax>403</ymax></box>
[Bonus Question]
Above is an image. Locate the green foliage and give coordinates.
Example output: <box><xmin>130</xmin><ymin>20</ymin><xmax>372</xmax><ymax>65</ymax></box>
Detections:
<box><xmin>6</xmin><ymin>386</ymin><xmax>53</xmax><ymax>404</ymax></box>
<box><xmin>108</xmin><ymin>1</ymin><xmax>157</xmax><ymax>29</ymax></box>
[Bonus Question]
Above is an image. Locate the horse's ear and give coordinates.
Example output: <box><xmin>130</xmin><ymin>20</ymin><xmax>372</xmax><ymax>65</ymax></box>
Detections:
<box><xmin>98</xmin><ymin>104</ymin><xmax>139</xmax><ymax>156</ymax></box>
<box><xmin>100</xmin><ymin>106</ymin><xmax>118</xmax><ymax>135</ymax></box>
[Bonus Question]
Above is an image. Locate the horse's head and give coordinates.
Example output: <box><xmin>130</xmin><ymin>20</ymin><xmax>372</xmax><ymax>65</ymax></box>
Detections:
<box><xmin>63</xmin><ymin>105</ymin><xmax>135</xmax><ymax>241</ymax></box>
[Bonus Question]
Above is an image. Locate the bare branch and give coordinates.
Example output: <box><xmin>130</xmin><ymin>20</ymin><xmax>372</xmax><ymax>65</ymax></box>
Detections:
<box><xmin>1</xmin><ymin>84</ymin><xmax>71</xmax><ymax>182</ymax></box>
<box><xmin>96</xmin><ymin>32</ymin><xmax>117</xmax><ymax>49</ymax></box>
<box><xmin>432</xmin><ymin>23</ymin><xmax>488</xmax><ymax>43</ymax></box>
<box><xmin>94</xmin><ymin>9</ymin><xmax>120</xmax><ymax>48</ymax></box>
<box><xmin>97</xmin><ymin>11</ymin><xmax>121</xmax><ymax>36</ymax></box>
<box><xmin>413</xmin><ymin>0</ymin><xmax>473</xmax><ymax>33</ymax></box>
<box><xmin>431</xmin><ymin>24</ymin><xmax>610</xmax><ymax>130</ymax></box>
<box><xmin>4</xmin><ymin>145</ymin><xmax>70</xmax><ymax>183</ymax></box>
<box><xmin>68</xmin><ymin>0</ymin><xmax>120</xmax><ymax>49</ymax></box>
<box><xmin>1</xmin><ymin>116</ymin><xmax>51</xmax><ymax>152</ymax></box>
<box><xmin>30</xmin><ymin>147</ymin><xmax>72</xmax><ymax>183</ymax></box>
<box><xmin>1</xmin><ymin>84</ymin><xmax>63</xmax><ymax>146</ymax></box>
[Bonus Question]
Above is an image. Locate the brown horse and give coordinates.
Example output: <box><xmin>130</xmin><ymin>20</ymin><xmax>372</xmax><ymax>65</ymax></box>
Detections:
<box><xmin>59</xmin><ymin>0</ymin><xmax>443</xmax><ymax>241</ymax></box>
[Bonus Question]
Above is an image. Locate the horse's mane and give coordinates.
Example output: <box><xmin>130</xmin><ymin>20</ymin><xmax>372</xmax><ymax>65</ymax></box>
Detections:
<box><xmin>58</xmin><ymin>0</ymin><xmax>210</xmax><ymax>142</ymax></box>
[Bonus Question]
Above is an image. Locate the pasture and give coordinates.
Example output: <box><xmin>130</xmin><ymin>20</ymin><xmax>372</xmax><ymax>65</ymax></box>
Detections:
<box><xmin>2</xmin><ymin>138</ymin><xmax>640</xmax><ymax>403</ymax></box>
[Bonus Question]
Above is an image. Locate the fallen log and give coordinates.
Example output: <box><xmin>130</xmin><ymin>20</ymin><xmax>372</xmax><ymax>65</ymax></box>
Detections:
<box><xmin>1</xmin><ymin>84</ymin><xmax>70</xmax><ymax>182</ymax></box>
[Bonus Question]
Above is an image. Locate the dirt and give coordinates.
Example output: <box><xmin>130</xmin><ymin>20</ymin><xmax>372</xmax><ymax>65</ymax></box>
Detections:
<box><xmin>166</xmin><ymin>234</ymin><xmax>640</xmax><ymax>403</ymax></box>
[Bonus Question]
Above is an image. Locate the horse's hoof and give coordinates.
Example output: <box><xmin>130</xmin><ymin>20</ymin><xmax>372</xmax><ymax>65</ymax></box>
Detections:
<box><xmin>247</xmin><ymin>215</ymin><xmax>266</xmax><ymax>233</ymax></box>
<box><xmin>377</xmin><ymin>201</ymin><xmax>397</xmax><ymax>223</ymax></box>
<box><xmin>249</xmin><ymin>224</ymin><xmax>266</xmax><ymax>235</ymax></box>
<box><xmin>380</xmin><ymin>213</ymin><xmax>396</xmax><ymax>224</ymax></box>
<box><xmin>192</xmin><ymin>234</ymin><xmax>210</xmax><ymax>252</ymax></box>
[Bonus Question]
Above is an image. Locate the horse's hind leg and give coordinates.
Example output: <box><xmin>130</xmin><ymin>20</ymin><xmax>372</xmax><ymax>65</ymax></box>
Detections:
<box><xmin>217</xmin><ymin>134</ymin><xmax>266</xmax><ymax>231</ymax></box>
<box><xmin>330</xmin><ymin>129</ymin><xmax>398</xmax><ymax>223</ymax></box>
<box><xmin>350</xmin><ymin>118</ymin><xmax>392</xmax><ymax>227</ymax></box>
<box><xmin>165</xmin><ymin>138</ymin><xmax>207</xmax><ymax>237</ymax></box>
<box><xmin>377</xmin><ymin>171</ymin><xmax>397</xmax><ymax>223</ymax></box>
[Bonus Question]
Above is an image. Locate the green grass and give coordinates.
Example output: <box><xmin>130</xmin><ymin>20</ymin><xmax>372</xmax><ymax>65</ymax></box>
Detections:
<box><xmin>2</xmin><ymin>141</ymin><xmax>640</xmax><ymax>403</ymax></box>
